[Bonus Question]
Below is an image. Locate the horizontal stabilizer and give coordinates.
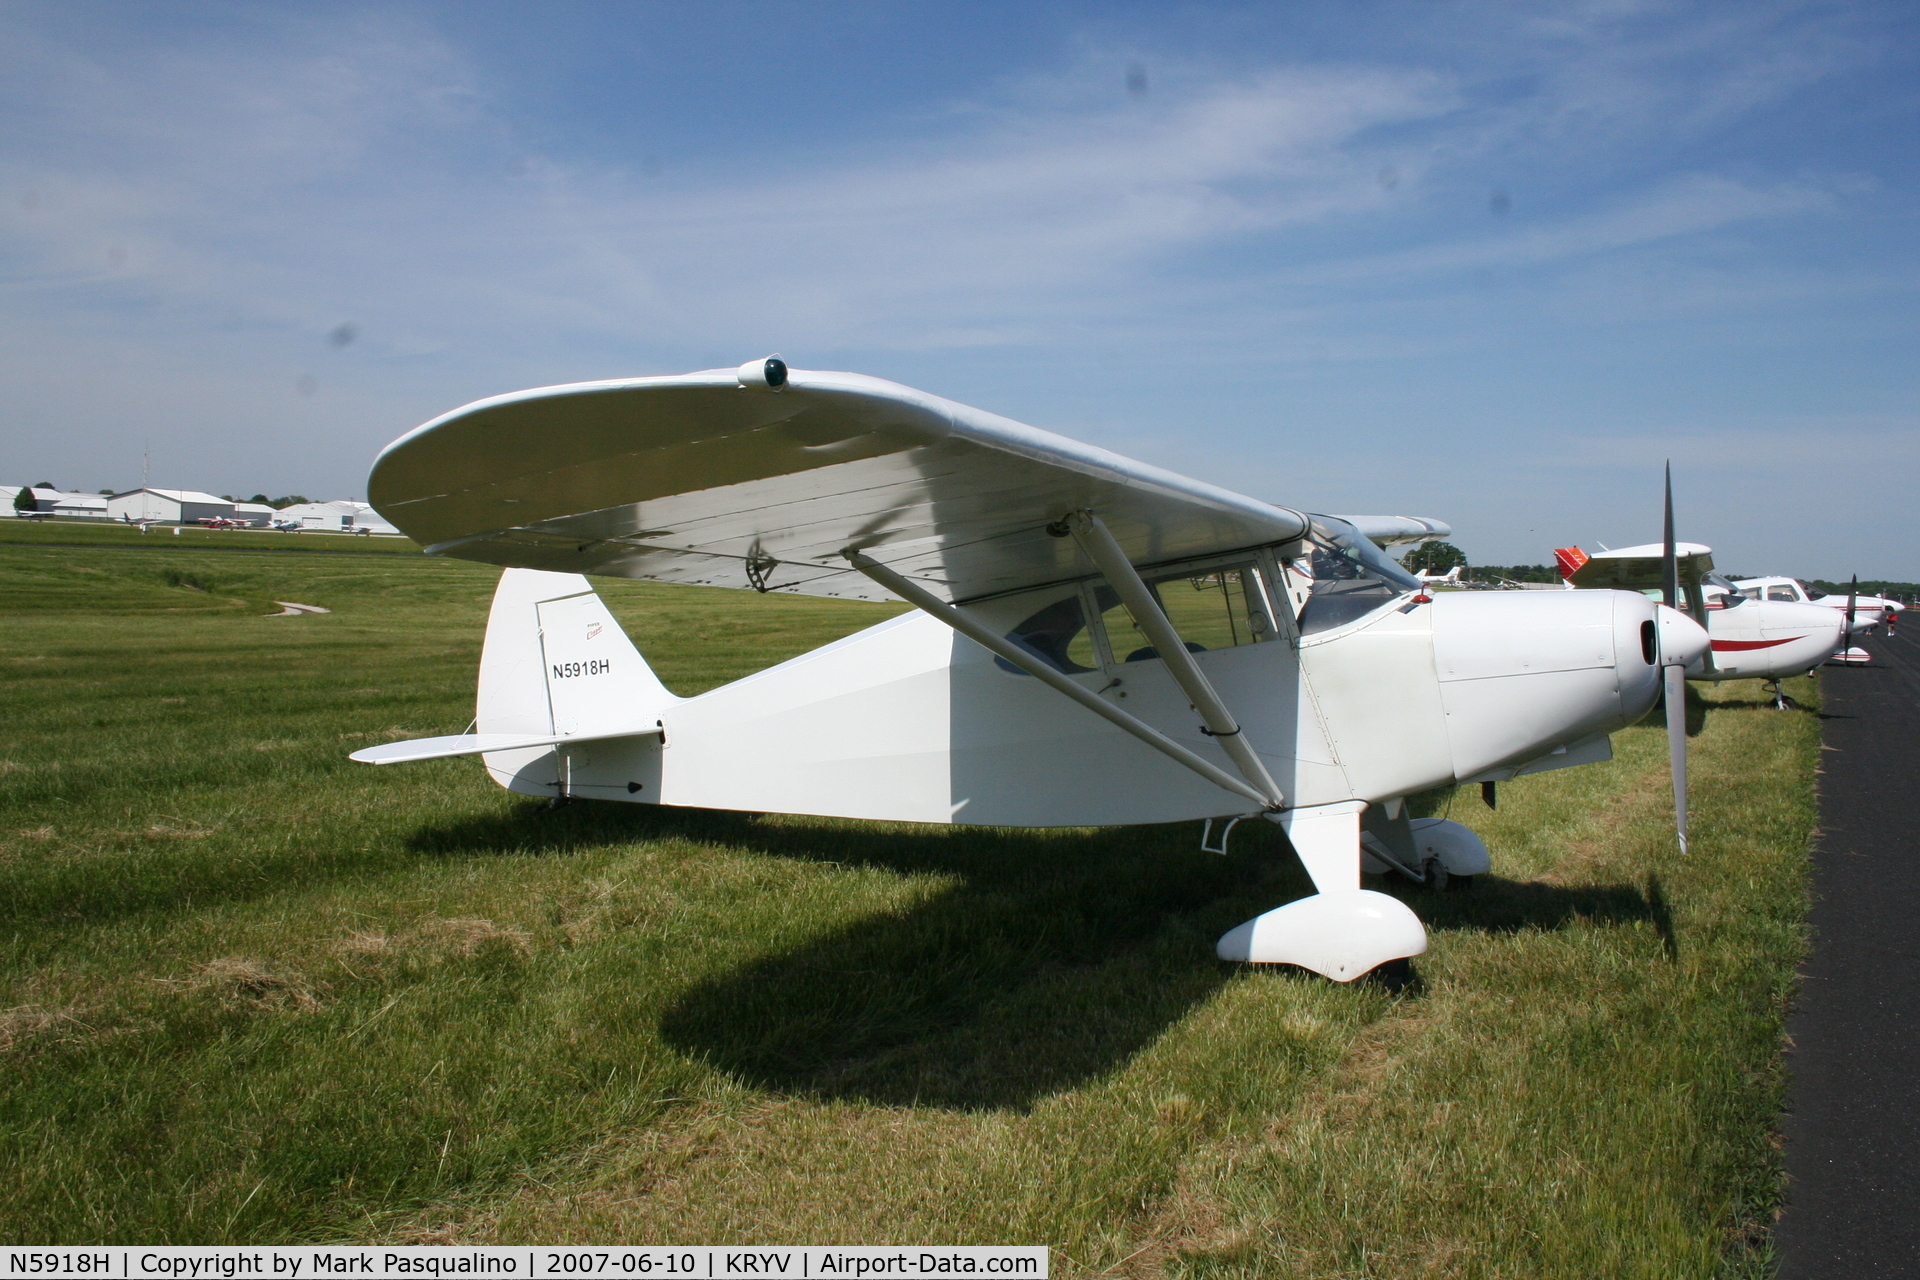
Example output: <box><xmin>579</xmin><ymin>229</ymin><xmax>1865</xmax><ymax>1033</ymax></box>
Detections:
<box><xmin>350</xmin><ymin>727</ymin><xmax>662</xmax><ymax>765</ymax></box>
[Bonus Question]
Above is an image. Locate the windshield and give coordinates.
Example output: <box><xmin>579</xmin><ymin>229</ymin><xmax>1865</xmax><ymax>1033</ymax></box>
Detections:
<box><xmin>1293</xmin><ymin>519</ymin><xmax>1419</xmax><ymax>635</ymax></box>
<box><xmin>1798</xmin><ymin>580</ymin><xmax>1826</xmax><ymax>600</ymax></box>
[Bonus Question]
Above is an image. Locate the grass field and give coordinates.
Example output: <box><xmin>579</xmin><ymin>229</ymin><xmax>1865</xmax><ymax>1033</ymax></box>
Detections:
<box><xmin>0</xmin><ymin>538</ymin><xmax>1818</xmax><ymax>1276</ymax></box>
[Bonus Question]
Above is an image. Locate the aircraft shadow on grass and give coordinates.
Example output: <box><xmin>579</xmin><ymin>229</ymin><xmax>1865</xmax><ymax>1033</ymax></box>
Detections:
<box><xmin>407</xmin><ymin>803</ymin><xmax>1674</xmax><ymax>1111</ymax></box>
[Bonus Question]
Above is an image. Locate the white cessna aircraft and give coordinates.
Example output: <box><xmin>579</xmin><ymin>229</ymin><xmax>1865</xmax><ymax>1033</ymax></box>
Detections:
<box><xmin>1730</xmin><ymin>576</ymin><xmax>1892</xmax><ymax>637</ymax></box>
<box><xmin>1555</xmin><ymin>543</ymin><xmax>1844</xmax><ymax>705</ymax></box>
<box><xmin>352</xmin><ymin>360</ymin><xmax>1707</xmax><ymax>981</ymax></box>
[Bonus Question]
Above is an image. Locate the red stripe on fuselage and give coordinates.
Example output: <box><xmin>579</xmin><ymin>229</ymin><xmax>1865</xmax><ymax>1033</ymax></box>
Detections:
<box><xmin>1711</xmin><ymin>637</ymin><xmax>1801</xmax><ymax>651</ymax></box>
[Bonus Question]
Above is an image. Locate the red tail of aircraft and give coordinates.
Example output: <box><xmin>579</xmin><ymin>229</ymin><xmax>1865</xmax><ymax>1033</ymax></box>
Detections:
<box><xmin>1553</xmin><ymin>547</ymin><xmax>1590</xmax><ymax>581</ymax></box>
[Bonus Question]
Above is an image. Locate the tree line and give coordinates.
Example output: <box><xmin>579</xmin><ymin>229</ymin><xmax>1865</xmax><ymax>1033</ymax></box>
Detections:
<box><xmin>1808</xmin><ymin>579</ymin><xmax>1919</xmax><ymax>601</ymax></box>
<box><xmin>1402</xmin><ymin>541</ymin><xmax>1560</xmax><ymax>583</ymax></box>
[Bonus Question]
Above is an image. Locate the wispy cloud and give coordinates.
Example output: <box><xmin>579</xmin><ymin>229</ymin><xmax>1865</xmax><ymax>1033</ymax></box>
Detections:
<box><xmin>1264</xmin><ymin>172</ymin><xmax>1840</xmax><ymax>290</ymax></box>
<box><xmin>0</xmin><ymin>5</ymin><xmax>1869</xmax><ymax>356</ymax></box>
<box><xmin>3</xmin><ymin>31</ymin><xmax>1460</xmax><ymax>349</ymax></box>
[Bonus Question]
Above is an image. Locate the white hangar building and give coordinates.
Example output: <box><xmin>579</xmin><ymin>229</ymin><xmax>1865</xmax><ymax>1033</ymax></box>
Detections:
<box><xmin>107</xmin><ymin>489</ymin><xmax>235</xmax><ymax>524</ymax></box>
<box><xmin>53</xmin><ymin>492</ymin><xmax>112</xmax><ymax>519</ymax></box>
<box><xmin>274</xmin><ymin>500</ymin><xmax>400</xmax><ymax>534</ymax></box>
<box><xmin>14</xmin><ymin>487</ymin><xmax>114</xmax><ymax>519</ymax></box>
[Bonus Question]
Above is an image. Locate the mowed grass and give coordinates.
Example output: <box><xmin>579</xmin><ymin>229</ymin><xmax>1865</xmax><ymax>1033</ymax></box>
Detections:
<box><xmin>0</xmin><ymin>542</ymin><xmax>1816</xmax><ymax>1276</ymax></box>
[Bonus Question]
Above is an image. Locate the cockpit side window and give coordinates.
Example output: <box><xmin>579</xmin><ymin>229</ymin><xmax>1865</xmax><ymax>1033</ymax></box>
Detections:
<box><xmin>1293</xmin><ymin>519</ymin><xmax>1419</xmax><ymax>635</ymax></box>
<box><xmin>995</xmin><ymin>559</ymin><xmax>1278</xmax><ymax>676</ymax></box>
<box><xmin>1096</xmin><ymin>564</ymin><xmax>1272</xmax><ymax>663</ymax></box>
<box><xmin>1767</xmin><ymin>586</ymin><xmax>1797</xmax><ymax>603</ymax></box>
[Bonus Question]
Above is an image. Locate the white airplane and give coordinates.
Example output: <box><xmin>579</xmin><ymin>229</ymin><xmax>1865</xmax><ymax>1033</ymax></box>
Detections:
<box><xmin>351</xmin><ymin>359</ymin><xmax>1707</xmax><ymax>981</ymax></box>
<box><xmin>1730</xmin><ymin>576</ymin><xmax>1893</xmax><ymax>637</ymax></box>
<box><xmin>1410</xmin><ymin>564</ymin><xmax>1464</xmax><ymax>587</ymax></box>
<box><xmin>1555</xmin><ymin>544</ymin><xmax>1844</xmax><ymax>705</ymax></box>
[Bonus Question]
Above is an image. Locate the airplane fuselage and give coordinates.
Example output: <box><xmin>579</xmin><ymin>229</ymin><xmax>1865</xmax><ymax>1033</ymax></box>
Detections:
<box><xmin>1688</xmin><ymin>595</ymin><xmax>1844</xmax><ymax>682</ymax></box>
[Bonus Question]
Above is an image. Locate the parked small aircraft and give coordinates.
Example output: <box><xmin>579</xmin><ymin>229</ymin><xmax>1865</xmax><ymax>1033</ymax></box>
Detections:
<box><xmin>1731</xmin><ymin>576</ymin><xmax>1893</xmax><ymax>636</ymax></box>
<box><xmin>1555</xmin><ymin>542</ymin><xmax>1844</xmax><ymax>708</ymax></box>
<box><xmin>351</xmin><ymin>361</ymin><xmax>1707</xmax><ymax>980</ymax></box>
<box><xmin>1411</xmin><ymin>564</ymin><xmax>1464</xmax><ymax>587</ymax></box>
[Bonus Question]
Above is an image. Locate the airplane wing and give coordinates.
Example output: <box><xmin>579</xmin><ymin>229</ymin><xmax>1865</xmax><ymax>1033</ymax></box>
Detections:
<box><xmin>368</xmin><ymin>365</ymin><xmax>1449</xmax><ymax>605</ymax></box>
<box><xmin>1331</xmin><ymin>515</ymin><xmax>1450</xmax><ymax>547</ymax></box>
<box><xmin>1565</xmin><ymin>542</ymin><xmax>1714</xmax><ymax>591</ymax></box>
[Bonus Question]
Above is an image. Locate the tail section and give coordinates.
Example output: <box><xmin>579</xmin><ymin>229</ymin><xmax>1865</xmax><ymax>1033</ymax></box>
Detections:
<box><xmin>478</xmin><ymin>569</ymin><xmax>679</xmax><ymax>796</ymax></box>
<box><xmin>1554</xmin><ymin>547</ymin><xmax>1589</xmax><ymax>581</ymax></box>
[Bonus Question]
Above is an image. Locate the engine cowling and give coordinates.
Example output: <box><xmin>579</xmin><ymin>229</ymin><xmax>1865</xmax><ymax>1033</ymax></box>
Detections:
<box><xmin>1426</xmin><ymin>590</ymin><xmax>1698</xmax><ymax>781</ymax></box>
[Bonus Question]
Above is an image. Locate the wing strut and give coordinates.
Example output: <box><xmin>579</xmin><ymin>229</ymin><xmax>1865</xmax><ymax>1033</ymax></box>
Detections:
<box><xmin>846</xmin><ymin>551</ymin><xmax>1276</xmax><ymax>811</ymax></box>
<box><xmin>1065</xmin><ymin>510</ymin><xmax>1287</xmax><ymax>808</ymax></box>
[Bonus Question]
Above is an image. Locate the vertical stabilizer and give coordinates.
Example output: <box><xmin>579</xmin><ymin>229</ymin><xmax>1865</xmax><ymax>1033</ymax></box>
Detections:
<box><xmin>1553</xmin><ymin>547</ymin><xmax>1590</xmax><ymax>581</ymax></box>
<box><xmin>478</xmin><ymin>569</ymin><xmax>678</xmax><ymax>793</ymax></box>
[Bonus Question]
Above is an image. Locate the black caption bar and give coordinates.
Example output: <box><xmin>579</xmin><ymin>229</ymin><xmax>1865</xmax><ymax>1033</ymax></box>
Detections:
<box><xmin>2</xmin><ymin>1248</ymin><xmax>1047</xmax><ymax>1280</ymax></box>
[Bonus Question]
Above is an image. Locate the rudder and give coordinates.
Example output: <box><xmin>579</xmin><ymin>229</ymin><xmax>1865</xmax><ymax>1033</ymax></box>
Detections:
<box><xmin>478</xmin><ymin>569</ymin><xmax>678</xmax><ymax>794</ymax></box>
<box><xmin>1553</xmin><ymin>547</ymin><xmax>1589</xmax><ymax>581</ymax></box>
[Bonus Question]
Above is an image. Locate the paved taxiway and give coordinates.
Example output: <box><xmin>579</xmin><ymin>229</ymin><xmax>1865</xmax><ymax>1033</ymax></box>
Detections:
<box><xmin>1778</xmin><ymin>624</ymin><xmax>1920</xmax><ymax>1276</ymax></box>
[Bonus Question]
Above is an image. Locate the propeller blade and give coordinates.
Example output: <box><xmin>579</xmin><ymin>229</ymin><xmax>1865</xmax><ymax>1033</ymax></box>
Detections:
<box><xmin>1661</xmin><ymin>462</ymin><xmax>1678</xmax><ymax>611</ymax></box>
<box><xmin>1666</xmin><ymin>663</ymin><xmax>1688</xmax><ymax>855</ymax></box>
<box><xmin>1661</xmin><ymin>462</ymin><xmax>1687</xmax><ymax>853</ymax></box>
<box><xmin>1847</xmin><ymin>574</ymin><xmax>1858</xmax><ymax>636</ymax></box>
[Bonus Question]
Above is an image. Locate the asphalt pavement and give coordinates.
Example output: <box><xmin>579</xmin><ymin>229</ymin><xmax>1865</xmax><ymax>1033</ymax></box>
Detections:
<box><xmin>1777</xmin><ymin>623</ymin><xmax>1920</xmax><ymax>1277</ymax></box>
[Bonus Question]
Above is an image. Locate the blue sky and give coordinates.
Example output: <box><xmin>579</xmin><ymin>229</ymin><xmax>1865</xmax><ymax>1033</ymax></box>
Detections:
<box><xmin>3</xmin><ymin>0</ymin><xmax>1915</xmax><ymax>577</ymax></box>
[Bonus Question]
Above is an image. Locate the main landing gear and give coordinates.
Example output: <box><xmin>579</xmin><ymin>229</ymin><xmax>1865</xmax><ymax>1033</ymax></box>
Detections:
<box><xmin>1359</xmin><ymin>808</ymin><xmax>1491</xmax><ymax>892</ymax></box>
<box><xmin>1214</xmin><ymin>802</ymin><xmax>1428</xmax><ymax>981</ymax></box>
<box><xmin>1212</xmin><ymin>802</ymin><xmax>1493</xmax><ymax>980</ymax></box>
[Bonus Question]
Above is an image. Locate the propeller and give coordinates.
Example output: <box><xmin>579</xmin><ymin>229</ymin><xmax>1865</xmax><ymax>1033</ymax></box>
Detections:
<box><xmin>1846</xmin><ymin>574</ymin><xmax>1858</xmax><ymax>638</ymax></box>
<box><xmin>1661</xmin><ymin>462</ymin><xmax>1688</xmax><ymax>855</ymax></box>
